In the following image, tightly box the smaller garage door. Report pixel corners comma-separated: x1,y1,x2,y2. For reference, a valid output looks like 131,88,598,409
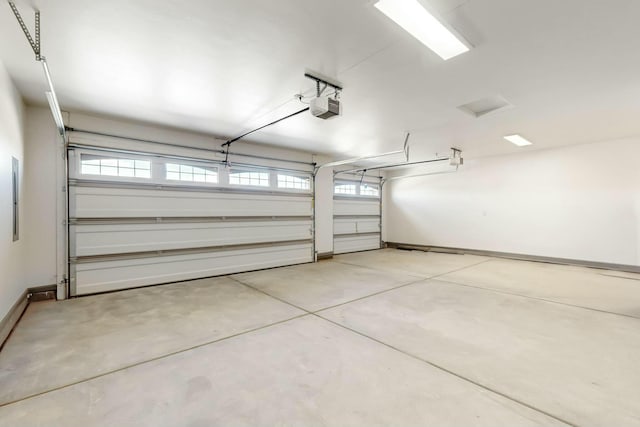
333,178,381,254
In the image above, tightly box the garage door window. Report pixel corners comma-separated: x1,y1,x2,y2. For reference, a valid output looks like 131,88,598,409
81,154,151,179
334,183,356,195
229,169,270,187
360,183,379,197
166,163,218,184
277,174,310,190
334,180,380,198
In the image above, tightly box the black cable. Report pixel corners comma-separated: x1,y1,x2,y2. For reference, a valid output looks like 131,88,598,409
222,107,310,148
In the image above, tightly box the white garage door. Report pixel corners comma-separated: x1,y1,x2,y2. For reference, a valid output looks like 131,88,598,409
67,132,314,296
333,177,382,254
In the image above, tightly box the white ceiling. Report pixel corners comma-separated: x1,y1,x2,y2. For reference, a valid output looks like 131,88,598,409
1,0,640,160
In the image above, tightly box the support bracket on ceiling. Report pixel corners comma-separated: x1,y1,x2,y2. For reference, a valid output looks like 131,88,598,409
449,147,463,166
8,1,40,61
403,132,410,162
304,72,343,97
8,2,65,138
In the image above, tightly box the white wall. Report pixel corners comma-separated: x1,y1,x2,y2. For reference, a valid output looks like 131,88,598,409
22,107,60,289
386,138,640,266
23,108,338,289
314,162,334,255
0,60,26,319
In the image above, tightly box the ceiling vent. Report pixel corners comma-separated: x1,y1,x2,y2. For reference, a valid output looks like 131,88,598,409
457,95,512,118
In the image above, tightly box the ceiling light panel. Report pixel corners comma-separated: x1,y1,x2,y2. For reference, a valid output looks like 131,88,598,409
504,135,533,147
374,0,470,60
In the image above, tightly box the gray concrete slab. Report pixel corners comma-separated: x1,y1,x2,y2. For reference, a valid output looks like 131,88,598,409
232,260,418,311
598,270,640,281
0,316,567,427
439,257,640,317
319,279,640,427
0,277,303,406
333,248,490,278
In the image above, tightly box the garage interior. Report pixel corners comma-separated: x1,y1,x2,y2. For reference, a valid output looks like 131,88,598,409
1,1,639,426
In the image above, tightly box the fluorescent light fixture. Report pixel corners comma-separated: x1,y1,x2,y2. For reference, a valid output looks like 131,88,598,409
504,134,533,147
374,0,470,60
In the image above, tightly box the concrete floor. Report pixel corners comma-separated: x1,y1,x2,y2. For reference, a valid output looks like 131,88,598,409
1,249,639,426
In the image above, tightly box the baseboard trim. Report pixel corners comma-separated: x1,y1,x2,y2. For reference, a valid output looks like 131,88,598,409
0,290,29,351
385,242,640,274
317,252,334,260
0,284,57,351
28,284,57,294
28,284,57,302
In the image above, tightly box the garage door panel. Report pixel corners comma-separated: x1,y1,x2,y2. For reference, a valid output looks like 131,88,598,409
333,217,380,235
356,219,381,234
71,220,312,256
71,186,311,218
333,191,381,254
73,243,312,295
333,198,380,216
334,219,356,235
334,235,381,254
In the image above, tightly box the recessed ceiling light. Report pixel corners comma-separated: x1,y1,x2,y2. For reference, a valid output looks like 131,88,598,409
374,0,470,60
504,134,533,147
